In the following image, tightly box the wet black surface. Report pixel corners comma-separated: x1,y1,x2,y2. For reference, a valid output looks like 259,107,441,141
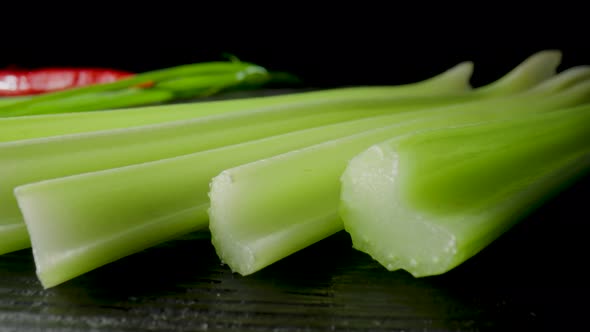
1,171,589,331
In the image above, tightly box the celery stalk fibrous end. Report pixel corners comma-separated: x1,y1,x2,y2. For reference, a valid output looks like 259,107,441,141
208,171,257,276
339,144,460,277
340,107,590,277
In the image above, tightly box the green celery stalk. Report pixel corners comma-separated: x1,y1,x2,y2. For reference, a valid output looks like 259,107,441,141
0,61,475,143
14,76,590,288
340,105,590,277
12,113,464,288
0,65,483,256
0,59,484,255
207,80,590,276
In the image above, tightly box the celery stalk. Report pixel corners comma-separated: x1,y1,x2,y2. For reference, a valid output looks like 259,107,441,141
207,80,590,276
0,63,484,254
340,105,590,277
13,113,472,288
16,77,590,288
9,50,572,286
7,65,556,287
0,92,475,255
0,59,483,254
0,61,475,143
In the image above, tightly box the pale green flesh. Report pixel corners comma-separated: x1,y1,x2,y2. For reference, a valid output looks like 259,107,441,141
340,105,590,277
207,81,590,276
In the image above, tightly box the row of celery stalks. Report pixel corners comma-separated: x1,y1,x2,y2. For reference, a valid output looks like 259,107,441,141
0,51,589,289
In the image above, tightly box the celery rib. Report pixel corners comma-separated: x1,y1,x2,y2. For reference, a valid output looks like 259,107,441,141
0,61,481,256
8,50,574,288
13,114,450,288
0,94,474,254
340,105,590,277
207,80,590,276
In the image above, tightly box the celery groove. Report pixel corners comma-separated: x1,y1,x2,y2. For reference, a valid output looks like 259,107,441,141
340,105,590,277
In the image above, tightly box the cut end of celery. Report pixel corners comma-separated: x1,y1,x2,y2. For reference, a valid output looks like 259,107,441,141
209,161,345,276
340,145,459,277
16,175,211,289
15,184,98,289
208,171,257,276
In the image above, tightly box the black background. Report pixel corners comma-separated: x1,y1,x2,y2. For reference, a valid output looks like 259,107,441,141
1,8,588,89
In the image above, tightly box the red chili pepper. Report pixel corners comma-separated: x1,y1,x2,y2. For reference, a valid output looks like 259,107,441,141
0,67,135,96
